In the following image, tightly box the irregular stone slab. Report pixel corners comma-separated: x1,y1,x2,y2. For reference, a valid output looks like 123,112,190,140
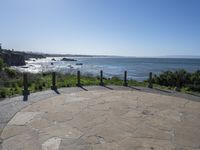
42,137,61,150
8,112,42,125
1,125,31,139
2,132,41,150
39,122,83,140
1,90,200,150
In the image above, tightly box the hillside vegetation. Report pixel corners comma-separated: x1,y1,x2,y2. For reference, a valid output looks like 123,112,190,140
152,70,200,93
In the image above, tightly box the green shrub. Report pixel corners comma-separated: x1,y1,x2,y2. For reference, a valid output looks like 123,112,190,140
16,80,23,87
153,69,192,88
190,70,200,85
5,67,17,78
187,84,200,92
38,85,43,91
0,88,8,98
34,85,39,91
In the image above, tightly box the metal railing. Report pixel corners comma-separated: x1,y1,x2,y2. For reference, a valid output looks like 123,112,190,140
1,70,181,101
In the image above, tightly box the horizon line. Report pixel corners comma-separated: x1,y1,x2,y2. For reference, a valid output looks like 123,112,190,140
1,48,200,59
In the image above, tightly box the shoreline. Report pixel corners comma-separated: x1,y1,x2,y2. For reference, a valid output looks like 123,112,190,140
11,56,200,82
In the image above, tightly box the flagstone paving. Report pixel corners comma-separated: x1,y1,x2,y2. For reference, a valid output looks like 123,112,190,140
0,88,200,150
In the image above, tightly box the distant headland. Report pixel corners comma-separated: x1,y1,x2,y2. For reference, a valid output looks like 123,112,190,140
1,44,200,67
0,44,94,66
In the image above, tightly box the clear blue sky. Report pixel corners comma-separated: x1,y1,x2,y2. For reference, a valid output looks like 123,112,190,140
0,0,200,56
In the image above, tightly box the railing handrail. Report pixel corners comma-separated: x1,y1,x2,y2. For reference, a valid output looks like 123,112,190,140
0,70,158,100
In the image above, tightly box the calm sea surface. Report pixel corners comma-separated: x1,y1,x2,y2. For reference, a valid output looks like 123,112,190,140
13,57,200,81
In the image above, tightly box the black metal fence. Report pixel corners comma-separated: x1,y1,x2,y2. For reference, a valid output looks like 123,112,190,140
19,70,154,100
1,70,182,101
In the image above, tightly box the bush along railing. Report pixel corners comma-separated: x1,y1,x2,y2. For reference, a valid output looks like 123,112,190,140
148,72,181,90
151,69,200,93
0,80,23,98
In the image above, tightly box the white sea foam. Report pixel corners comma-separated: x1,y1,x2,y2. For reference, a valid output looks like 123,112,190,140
12,57,200,81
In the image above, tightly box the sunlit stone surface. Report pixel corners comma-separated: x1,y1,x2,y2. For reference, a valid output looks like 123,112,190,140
1,90,200,150
42,137,61,150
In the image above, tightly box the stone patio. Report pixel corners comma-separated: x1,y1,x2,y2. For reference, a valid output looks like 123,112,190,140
0,89,200,150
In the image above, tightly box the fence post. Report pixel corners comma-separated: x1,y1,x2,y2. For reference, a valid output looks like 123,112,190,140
23,73,29,101
123,71,128,86
148,72,153,88
76,70,81,87
99,70,104,86
51,72,57,90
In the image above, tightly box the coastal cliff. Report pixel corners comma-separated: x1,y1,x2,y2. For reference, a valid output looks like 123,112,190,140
0,49,45,66
0,50,25,66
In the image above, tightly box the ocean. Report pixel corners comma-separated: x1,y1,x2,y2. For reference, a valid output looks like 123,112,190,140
12,57,200,81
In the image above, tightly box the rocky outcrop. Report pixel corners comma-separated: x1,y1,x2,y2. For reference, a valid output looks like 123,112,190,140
61,58,77,61
0,49,46,66
0,50,25,66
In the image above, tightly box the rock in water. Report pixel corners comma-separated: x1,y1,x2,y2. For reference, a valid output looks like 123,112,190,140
76,63,83,65
61,58,77,61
